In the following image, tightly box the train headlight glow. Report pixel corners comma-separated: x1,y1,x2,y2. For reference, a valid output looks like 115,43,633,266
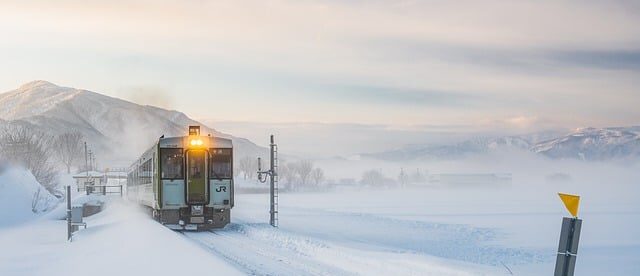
190,139,203,146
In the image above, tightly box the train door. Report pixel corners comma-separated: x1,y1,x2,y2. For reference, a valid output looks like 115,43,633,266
186,149,208,204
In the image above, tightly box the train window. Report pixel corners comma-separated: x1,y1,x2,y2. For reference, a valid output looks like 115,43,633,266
188,151,205,178
161,148,184,179
142,159,152,184
210,148,232,179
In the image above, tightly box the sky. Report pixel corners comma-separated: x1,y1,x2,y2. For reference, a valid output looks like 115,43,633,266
0,0,639,155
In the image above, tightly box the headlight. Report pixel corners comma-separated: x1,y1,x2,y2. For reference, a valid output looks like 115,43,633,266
190,139,203,146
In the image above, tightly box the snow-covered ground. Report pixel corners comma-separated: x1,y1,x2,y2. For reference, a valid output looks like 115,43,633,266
236,187,639,275
184,209,499,275
0,196,499,276
0,168,241,276
1,163,638,275
0,200,243,276
0,167,58,226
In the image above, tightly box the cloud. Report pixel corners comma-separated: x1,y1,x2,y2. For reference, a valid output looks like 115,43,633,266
548,50,640,70
0,0,639,129
319,84,488,107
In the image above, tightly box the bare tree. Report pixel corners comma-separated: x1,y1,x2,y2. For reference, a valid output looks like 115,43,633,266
277,161,294,191
233,159,242,178
0,126,59,195
237,156,253,179
237,156,256,180
293,160,313,188
310,167,325,188
361,169,383,187
398,168,409,188
410,168,426,184
53,132,83,173
361,169,395,187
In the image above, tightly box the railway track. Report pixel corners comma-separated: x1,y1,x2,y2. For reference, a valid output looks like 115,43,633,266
180,223,353,276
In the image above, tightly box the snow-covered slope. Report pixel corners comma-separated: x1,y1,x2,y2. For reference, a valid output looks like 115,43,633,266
0,200,244,276
532,127,640,161
365,136,533,161
365,127,640,161
0,81,265,165
0,166,58,226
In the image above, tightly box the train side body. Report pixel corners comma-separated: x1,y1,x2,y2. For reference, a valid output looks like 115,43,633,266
127,135,234,230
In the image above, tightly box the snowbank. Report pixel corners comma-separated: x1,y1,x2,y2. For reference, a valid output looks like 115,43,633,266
0,166,58,226
0,200,243,276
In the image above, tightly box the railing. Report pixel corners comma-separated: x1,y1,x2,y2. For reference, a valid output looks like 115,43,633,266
79,185,124,196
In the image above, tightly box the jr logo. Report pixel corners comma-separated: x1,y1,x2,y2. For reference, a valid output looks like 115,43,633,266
215,186,227,192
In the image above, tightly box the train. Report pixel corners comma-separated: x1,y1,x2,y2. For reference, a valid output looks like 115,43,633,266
127,126,234,230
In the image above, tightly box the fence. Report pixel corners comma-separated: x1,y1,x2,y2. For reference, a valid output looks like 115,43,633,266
79,185,123,196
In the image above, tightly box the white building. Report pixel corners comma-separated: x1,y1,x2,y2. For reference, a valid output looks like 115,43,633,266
72,168,127,194
72,171,105,192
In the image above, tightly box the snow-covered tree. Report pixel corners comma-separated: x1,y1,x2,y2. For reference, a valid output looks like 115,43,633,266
398,168,409,187
237,156,257,180
53,132,83,173
410,168,427,184
310,167,325,188
0,126,59,196
361,169,396,187
277,161,295,191
293,160,313,188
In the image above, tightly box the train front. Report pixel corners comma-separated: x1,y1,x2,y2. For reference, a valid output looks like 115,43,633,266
158,126,234,230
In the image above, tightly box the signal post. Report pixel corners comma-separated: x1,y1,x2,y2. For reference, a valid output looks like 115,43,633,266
257,135,279,227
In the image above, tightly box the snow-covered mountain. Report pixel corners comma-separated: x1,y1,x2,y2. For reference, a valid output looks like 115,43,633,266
365,127,640,161
532,127,640,161
365,136,533,161
0,81,265,165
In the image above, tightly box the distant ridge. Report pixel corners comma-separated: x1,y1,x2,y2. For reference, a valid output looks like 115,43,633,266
532,127,640,160
364,126,640,161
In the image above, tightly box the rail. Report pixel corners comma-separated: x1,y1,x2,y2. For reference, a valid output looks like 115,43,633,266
78,185,124,196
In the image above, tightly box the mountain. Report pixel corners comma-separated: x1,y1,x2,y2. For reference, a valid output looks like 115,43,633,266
0,81,265,166
364,136,533,161
365,127,640,161
532,127,640,160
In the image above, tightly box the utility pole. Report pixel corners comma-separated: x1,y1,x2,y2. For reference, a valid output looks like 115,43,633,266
88,150,93,171
66,185,71,241
257,135,279,227
84,142,88,173
84,142,90,194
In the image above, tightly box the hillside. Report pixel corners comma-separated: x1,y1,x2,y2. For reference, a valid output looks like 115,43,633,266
0,81,265,166
533,127,640,160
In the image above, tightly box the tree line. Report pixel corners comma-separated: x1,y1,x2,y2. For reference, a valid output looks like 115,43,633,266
359,168,428,188
0,125,86,197
235,156,325,191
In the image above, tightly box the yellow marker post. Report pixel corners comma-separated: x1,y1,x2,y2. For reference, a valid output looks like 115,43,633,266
558,193,580,217
554,193,582,276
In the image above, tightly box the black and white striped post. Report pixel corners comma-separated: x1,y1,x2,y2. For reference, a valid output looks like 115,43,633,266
554,193,582,276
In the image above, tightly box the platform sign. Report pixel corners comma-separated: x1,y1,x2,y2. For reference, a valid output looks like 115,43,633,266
554,193,582,276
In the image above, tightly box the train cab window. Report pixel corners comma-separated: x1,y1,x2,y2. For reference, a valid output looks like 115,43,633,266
188,151,205,178
161,148,184,179
210,148,232,179
187,150,207,203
